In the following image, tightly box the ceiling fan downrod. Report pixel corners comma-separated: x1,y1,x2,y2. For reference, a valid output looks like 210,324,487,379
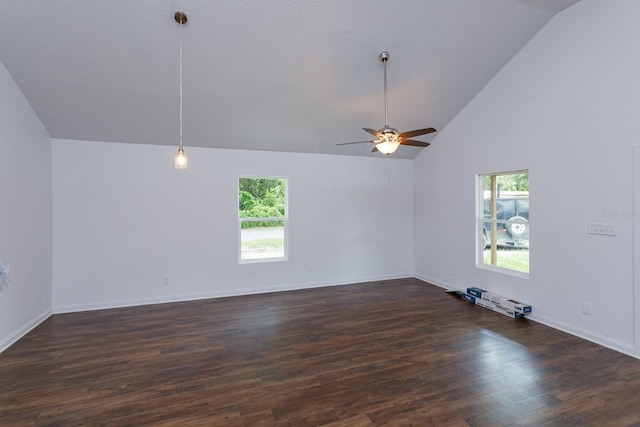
379,51,390,128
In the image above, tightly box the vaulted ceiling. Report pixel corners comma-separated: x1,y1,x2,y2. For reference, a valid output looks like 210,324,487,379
0,0,579,158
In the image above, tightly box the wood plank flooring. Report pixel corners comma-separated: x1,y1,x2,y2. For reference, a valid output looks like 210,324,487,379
2,278,640,426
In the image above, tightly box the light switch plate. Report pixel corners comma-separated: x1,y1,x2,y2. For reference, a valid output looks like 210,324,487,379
587,223,616,236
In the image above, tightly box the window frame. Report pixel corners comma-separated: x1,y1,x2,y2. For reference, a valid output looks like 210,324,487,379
476,170,529,278
238,176,288,264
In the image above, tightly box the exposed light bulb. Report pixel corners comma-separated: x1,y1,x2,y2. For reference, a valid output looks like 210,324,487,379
175,146,188,169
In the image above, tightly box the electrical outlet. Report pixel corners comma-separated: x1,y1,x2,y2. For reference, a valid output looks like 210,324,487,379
162,275,170,286
583,301,592,315
587,223,616,236
452,267,458,277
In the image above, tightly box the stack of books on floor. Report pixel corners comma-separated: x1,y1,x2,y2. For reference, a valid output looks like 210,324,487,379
461,286,532,319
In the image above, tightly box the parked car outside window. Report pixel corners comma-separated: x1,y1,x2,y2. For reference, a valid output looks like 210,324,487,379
483,197,529,248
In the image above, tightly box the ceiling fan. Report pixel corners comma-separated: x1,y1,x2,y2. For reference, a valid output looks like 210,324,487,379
337,51,437,155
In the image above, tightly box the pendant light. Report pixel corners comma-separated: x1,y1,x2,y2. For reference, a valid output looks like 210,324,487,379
174,11,188,169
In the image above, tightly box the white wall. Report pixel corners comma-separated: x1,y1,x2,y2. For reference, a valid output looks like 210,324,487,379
414,0,640,357
52,140,413,312
0,60,52,352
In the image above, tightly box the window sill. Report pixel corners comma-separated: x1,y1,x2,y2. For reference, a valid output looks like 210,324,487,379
239,256,288,265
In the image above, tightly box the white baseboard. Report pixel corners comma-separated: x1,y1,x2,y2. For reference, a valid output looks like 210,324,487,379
412,274,640,360
0,308,52,354
53,273,411,314
413,273,456,290
528,313,638,359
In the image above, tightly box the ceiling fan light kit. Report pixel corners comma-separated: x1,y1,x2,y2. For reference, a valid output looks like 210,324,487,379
337,51,437,156
375,138,400,155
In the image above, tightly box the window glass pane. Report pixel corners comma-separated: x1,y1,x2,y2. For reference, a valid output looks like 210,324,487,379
482,175,491,191
240,220,285,260
483,247,529,273
478,171,529,274
239,178,285,219
482,219,529,248
239,177,287,262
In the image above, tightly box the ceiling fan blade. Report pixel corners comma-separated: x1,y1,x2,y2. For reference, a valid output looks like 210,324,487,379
363,128,384,138
400,139,431,147
398,127,437,139
336,140,375,146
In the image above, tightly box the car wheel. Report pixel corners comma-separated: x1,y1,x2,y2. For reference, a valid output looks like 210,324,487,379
483,230,489,248
506,216,528,237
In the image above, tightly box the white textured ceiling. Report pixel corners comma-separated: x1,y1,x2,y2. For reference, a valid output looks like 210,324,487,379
0,0,579,159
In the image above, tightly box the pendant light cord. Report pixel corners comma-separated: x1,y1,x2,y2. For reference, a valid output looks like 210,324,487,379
179,18,183,149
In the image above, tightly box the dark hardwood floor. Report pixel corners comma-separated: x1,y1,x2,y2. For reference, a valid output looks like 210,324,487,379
2,278,640,426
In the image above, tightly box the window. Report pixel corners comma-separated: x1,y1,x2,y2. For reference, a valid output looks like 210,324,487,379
239,177,287,262
477,171,529,275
